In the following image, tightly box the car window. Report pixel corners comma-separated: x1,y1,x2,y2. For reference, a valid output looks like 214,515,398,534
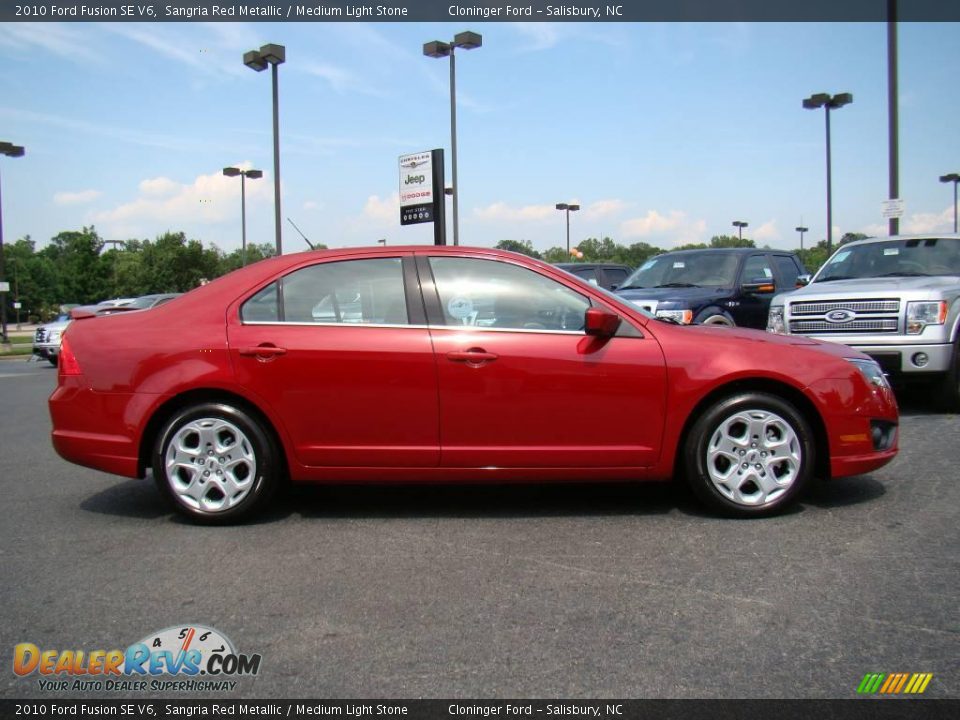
621,253,739,288
570,267,599,285
428,257,590,331
241,258,408,325
604,268,629,287
773,255,801,288
741,255,774,283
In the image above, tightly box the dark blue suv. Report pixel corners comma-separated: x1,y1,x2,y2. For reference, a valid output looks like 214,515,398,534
614,248,808,328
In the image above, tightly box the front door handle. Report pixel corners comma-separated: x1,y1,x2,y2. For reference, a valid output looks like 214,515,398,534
446,348,498,365
239,344,287,359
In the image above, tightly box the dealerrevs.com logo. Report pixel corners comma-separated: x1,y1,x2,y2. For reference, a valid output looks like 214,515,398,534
13,625,262,692
857,672,934,695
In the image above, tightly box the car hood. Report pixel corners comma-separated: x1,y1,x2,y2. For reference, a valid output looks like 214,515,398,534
615,286,730,306
800,275,960,294
40,320,71,332
679,324,869,361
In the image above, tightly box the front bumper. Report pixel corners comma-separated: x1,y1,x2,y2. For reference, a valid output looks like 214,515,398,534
33,343,60,360
842,341,952,375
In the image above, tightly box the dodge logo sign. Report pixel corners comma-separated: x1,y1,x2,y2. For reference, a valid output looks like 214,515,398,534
825,309,856,323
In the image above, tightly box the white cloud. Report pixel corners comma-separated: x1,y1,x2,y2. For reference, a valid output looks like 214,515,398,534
53,189,101,206
752,220,779,242
92,168,271,237
0,23,100,64
362,194,399,225
583,199,627,220
474,202,557,223
619,210,708,247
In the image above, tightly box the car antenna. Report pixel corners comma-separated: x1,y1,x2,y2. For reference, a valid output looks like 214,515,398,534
286,218,315,250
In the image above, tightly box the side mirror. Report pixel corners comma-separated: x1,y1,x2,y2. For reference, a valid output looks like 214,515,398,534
741,280,776,294
795,274,812,287
584,307,621,338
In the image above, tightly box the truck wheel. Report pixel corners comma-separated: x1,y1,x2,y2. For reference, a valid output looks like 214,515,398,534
695,308,736,327
933,342,960,412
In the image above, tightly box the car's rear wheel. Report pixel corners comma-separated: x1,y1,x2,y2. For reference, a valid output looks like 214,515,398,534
152,402,279,524
684,392,814,517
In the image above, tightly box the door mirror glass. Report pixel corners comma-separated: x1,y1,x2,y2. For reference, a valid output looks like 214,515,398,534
795,274,812,287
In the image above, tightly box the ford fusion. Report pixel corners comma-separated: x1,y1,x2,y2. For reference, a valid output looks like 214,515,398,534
49,247,898,524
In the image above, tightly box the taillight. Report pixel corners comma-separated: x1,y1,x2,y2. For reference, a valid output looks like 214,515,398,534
59,336,82,377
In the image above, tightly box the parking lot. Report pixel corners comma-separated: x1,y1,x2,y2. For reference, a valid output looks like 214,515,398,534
0,359,956,699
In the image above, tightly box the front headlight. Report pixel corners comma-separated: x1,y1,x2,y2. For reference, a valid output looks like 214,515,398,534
656,309,693,324
846,358,890,390
906,301,947,334
767,306,786,334
48,331,61,342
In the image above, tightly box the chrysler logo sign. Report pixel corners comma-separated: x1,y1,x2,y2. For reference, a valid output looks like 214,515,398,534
825,309,856,323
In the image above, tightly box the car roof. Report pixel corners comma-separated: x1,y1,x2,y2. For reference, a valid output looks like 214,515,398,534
653,247,788,256
554,262,632,270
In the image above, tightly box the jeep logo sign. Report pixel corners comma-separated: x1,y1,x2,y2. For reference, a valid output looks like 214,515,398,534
825,309,857,323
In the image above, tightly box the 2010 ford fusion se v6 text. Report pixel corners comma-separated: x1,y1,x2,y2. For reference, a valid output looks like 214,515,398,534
49,246,899,524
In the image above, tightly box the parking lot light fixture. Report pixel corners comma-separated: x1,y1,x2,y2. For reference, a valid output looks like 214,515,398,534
423,31,483,246
804,92,853,255
556,202,581,254
244,43,286,256
0,141,26,345
940,173,960,233
732,220,748,241
795,225,809,252
223,167,263,267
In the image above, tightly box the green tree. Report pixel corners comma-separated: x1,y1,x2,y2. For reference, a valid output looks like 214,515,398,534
494,239,542,259
710,234,755,248
38,227,110,304
542,246,571,263
218,243,278,275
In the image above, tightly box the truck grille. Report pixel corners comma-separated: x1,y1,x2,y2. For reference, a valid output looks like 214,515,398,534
34,328,48,343
788,298,900,335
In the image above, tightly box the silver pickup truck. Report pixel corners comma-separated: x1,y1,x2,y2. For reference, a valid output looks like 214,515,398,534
767,234,960,410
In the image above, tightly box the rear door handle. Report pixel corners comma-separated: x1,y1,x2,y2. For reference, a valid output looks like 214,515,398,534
446,348,498,364
239,345,287,358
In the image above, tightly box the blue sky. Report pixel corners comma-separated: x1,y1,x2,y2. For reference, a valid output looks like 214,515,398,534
0,21,958,256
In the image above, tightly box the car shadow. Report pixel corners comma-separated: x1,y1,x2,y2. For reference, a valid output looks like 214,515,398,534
80,473,887,525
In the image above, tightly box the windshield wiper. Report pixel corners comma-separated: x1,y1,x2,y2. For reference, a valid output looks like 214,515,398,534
873,271,930,277
655,315,682,325
617,284,648,290
814,275,857,282
655,282,700,288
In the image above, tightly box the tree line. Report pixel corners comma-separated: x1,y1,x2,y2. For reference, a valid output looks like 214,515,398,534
1,226,865,323
2,228,287,323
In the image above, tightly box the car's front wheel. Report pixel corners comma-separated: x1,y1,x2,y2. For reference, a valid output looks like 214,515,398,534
152,402,280,524
684,392,815,517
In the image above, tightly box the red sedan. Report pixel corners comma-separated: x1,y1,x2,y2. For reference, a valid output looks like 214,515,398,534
49,246,898,523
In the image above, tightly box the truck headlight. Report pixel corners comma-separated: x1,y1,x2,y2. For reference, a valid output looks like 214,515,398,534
846,358,890,390
906,301,947,334
767,306,786,334
48,331,61,342
656,309,693,324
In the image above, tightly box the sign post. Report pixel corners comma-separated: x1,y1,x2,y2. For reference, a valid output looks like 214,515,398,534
399,148,446,245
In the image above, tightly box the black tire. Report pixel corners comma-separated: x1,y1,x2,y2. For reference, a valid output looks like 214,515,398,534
932,341,960,412
683,392,815,517
152,402,280,524
48,356,58,367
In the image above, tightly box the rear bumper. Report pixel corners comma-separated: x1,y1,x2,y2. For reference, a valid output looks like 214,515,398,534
49,383,145,479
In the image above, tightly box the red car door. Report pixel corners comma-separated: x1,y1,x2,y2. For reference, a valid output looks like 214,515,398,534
226,254,439,468
421,255,667,469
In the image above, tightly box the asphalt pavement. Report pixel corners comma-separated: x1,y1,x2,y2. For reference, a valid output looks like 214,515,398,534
0,361,956,699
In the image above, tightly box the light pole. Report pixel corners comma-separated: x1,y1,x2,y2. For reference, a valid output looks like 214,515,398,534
244,43,285,256
803,92,853,255
423,31,482,247
556,203,580,255
732,220,748,241
795,225,809,252
940,173,959,233
223,167,263,267
0,141,25,346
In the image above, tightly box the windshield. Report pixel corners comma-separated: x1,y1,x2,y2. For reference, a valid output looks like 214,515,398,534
815,237,960,282
619,252,740,289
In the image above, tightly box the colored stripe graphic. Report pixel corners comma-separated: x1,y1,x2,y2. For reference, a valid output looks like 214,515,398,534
858,673,933,694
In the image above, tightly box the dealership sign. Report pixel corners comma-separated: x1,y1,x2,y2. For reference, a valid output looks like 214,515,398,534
399,151,435,226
